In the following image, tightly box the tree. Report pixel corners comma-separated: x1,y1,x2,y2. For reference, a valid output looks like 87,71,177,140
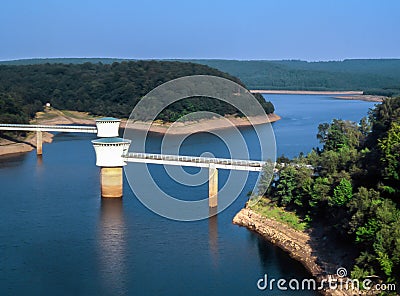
378,122,400,195
331,178,353,206
317,119,362,151
0,61,276,126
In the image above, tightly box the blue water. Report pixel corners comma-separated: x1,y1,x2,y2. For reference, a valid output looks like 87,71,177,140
266,94,377,158
0,95,375,295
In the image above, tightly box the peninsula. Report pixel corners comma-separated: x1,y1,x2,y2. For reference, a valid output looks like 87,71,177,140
0,108,280,156
0,60,277,156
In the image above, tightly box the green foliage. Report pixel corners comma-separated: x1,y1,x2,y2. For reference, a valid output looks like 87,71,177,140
0,61,275,125
378,122,400,182
0,93,29,124
185,59,400,95
256,161,275,196
355,219,379,243
376,251,393,278
309,177,331,208
272,166,297,206
317,119,362,150
3,58,400,95
351,265,373,280
263,98,400,283
268,165,314,209
250,198,308,231
367,97,400,148
331,178,353,206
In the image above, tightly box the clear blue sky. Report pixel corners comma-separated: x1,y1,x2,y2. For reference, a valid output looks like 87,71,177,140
1,0,399,61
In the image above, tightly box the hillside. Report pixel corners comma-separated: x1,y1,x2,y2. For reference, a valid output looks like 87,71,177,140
2,58,399,96
187,59,400,96
0,60,274,124
262,97,400,284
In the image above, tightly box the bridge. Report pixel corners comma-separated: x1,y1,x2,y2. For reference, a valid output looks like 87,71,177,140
123,152,265,171
0,124,98,133
0,123,98,155
123,152,266,208
1,119,269,210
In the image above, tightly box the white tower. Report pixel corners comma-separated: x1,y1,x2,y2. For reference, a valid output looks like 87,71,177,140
95,117,121,138
92,119,131,198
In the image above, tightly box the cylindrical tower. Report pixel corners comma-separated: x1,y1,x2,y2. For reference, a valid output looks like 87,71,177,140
92,137,131,198
95,117,121,138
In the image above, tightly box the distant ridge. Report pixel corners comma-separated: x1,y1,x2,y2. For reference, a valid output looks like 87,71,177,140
1,58,400,95
182,59,400,96
0,58,135,65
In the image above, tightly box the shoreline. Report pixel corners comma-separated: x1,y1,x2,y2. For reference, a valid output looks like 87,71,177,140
251,90,363,95
333,95,384,102
250,90,385,102
122,113,281,135
0,110,281,156
233,208,357,296
0,132,54,156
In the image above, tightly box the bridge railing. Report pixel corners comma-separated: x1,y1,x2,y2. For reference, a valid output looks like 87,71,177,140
0,124,97,133
123,152,266,171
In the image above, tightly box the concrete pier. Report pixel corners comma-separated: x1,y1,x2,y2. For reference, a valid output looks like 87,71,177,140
209,164,218,208
92,137,131,198
36,130,42,155
101,167,123,198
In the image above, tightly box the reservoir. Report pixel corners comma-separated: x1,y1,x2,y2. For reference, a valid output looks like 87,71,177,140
0,95,376,295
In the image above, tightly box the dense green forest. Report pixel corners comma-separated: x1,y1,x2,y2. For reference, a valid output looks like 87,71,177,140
2,58,400,96
188,59,400,96
260,97,400,283
0,60,274,124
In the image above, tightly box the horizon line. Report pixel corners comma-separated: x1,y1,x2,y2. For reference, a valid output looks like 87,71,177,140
1,56,400,63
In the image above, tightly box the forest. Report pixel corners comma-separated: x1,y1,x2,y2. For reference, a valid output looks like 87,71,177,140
188,59,400,96
0,60,274,124
3,58,400,96
260,97,400,284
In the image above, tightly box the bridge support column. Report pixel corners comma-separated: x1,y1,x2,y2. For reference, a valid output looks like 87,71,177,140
209,164,218,208
101,167,123,198
91,134,131,199
36,130,42,155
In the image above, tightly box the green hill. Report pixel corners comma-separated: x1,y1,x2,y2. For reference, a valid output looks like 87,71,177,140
262,97,400,283
186,59,400,96
0,60,274,124
2,58,399,96
0,58,131,65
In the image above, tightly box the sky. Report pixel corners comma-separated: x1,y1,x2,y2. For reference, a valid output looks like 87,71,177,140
1,0,399,61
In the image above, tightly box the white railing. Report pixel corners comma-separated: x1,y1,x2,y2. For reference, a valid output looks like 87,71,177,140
0,124,97,133
123,152,266,171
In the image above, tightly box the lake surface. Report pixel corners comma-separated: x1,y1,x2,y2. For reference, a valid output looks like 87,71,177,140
267,94,377,158
0,95,375,295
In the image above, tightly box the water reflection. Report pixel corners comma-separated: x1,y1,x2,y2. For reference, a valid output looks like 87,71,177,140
0,153,28,168
256,235,275,269
208,207,219,267
97,198,127,295
36,154,43,165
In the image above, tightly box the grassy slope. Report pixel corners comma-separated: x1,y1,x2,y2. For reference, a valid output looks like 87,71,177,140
250,197,308,231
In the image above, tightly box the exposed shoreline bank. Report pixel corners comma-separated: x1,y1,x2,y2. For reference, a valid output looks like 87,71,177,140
233,208,357,296
333,95,384,102
251,90,385,102
251,90,363,95
0,109,280,156
123,113,281,135
0,132,54,156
